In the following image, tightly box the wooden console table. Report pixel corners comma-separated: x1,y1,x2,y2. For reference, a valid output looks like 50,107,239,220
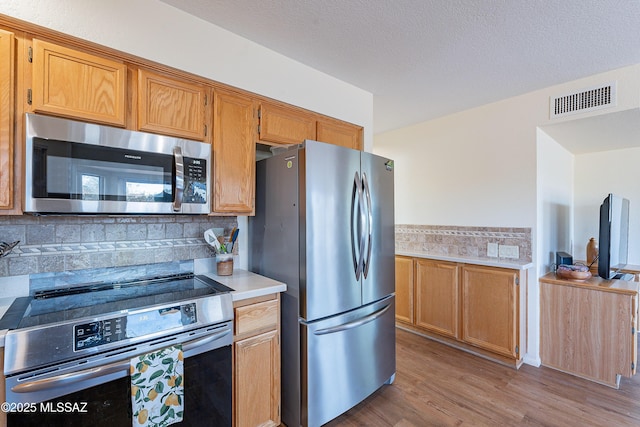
539,271,639,388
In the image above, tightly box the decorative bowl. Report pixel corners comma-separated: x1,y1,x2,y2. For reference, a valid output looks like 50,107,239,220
556,264,592,281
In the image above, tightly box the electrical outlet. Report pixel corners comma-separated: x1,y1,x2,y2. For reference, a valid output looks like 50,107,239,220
487,242,498,257
498,244,519,259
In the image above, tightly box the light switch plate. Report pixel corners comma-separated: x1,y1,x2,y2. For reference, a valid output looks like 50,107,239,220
498,244,519,259
487,242,498,257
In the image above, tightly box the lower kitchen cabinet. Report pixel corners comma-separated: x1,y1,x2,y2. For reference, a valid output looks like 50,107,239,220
416,259,460,339
395,256,414,324
540,272,639,388
395,255,525,367
233,294,281,427
461,265,519,359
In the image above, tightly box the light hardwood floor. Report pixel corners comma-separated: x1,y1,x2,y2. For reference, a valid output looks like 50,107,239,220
326,328,640,426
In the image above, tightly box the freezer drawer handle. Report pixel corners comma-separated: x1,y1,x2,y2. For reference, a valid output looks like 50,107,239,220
313,302,392,336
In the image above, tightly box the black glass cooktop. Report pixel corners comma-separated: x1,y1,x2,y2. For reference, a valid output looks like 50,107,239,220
0,274,233,330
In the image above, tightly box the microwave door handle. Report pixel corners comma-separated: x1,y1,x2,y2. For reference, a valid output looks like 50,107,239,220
173,146,184,212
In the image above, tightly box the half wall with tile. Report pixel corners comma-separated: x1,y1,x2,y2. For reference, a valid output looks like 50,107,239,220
395,224,532,263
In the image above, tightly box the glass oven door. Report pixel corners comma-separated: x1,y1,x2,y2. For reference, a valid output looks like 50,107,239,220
7,346,232,427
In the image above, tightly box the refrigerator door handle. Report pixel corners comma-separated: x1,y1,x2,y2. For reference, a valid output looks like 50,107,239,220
312,301,393,335
362,172,373,279
352,171,366,280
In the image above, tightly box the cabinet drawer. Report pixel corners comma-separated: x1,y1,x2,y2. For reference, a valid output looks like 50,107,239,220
235,299,278,336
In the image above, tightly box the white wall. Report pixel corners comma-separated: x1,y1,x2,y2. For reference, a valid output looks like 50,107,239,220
0,0,374,150
374,96,541,227
574,147,640,264
374,64,640,366
375,91,547,365
533,129,574,366
536,129,575,272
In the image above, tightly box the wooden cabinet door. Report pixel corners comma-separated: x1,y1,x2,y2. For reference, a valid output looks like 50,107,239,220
259,102,315,145
461,265,518,358
138,69,208,140
395,256,414,324
213,90,256,214
540,279,638,386
235,330,280,427
316,119,363,150
415,259,460,338
31,39,126,126
0,29,15,210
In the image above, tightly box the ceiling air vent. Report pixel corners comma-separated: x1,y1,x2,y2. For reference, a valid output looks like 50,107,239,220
550,82,616,119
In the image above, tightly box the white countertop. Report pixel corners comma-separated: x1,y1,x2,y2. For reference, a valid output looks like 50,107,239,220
396,251,534,270
204,269,287,301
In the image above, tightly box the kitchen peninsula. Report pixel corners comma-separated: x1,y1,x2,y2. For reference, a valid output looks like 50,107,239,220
393,224,533,368
395,250,532,368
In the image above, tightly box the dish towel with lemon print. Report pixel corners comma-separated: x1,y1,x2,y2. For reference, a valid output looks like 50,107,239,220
131,344,184,427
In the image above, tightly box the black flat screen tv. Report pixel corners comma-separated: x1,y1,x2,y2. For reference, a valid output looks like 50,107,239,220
598,193,630,279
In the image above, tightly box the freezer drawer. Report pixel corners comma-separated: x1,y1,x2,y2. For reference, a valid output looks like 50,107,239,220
301,295,396,427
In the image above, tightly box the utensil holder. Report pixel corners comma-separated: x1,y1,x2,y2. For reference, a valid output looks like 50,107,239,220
216,253,233,276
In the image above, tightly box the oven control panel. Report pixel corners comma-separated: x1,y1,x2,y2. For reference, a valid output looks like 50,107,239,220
74,303,197,351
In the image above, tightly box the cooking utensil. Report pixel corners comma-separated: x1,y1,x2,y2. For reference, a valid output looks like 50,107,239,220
227,229,239,253
204,229,222,253
228,227,237,243
0,241,19,258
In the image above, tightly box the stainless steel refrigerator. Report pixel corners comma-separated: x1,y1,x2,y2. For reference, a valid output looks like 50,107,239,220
249,140,396,427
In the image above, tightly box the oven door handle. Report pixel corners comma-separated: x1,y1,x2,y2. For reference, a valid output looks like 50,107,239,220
10,328,231,394
182,327,231,356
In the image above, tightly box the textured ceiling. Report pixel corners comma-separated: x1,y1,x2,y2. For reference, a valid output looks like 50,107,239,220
159,0,640,135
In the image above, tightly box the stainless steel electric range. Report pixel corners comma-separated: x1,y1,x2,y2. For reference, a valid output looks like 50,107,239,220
0,272,234,426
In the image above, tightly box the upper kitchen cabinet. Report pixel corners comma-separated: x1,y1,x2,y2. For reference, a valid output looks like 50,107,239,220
316,118,363,150
30,39,127,126
258,102,316,146
137,69,209,141
0,29,15,210
213,89,256,215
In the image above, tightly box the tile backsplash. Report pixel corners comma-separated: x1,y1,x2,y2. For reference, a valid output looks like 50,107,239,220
0,215,236,277
395,224,532,263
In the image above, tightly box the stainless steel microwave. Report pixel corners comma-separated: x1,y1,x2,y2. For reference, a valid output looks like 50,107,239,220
24,113,211,214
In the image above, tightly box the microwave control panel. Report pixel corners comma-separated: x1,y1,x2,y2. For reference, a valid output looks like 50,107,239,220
183,157,207,204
